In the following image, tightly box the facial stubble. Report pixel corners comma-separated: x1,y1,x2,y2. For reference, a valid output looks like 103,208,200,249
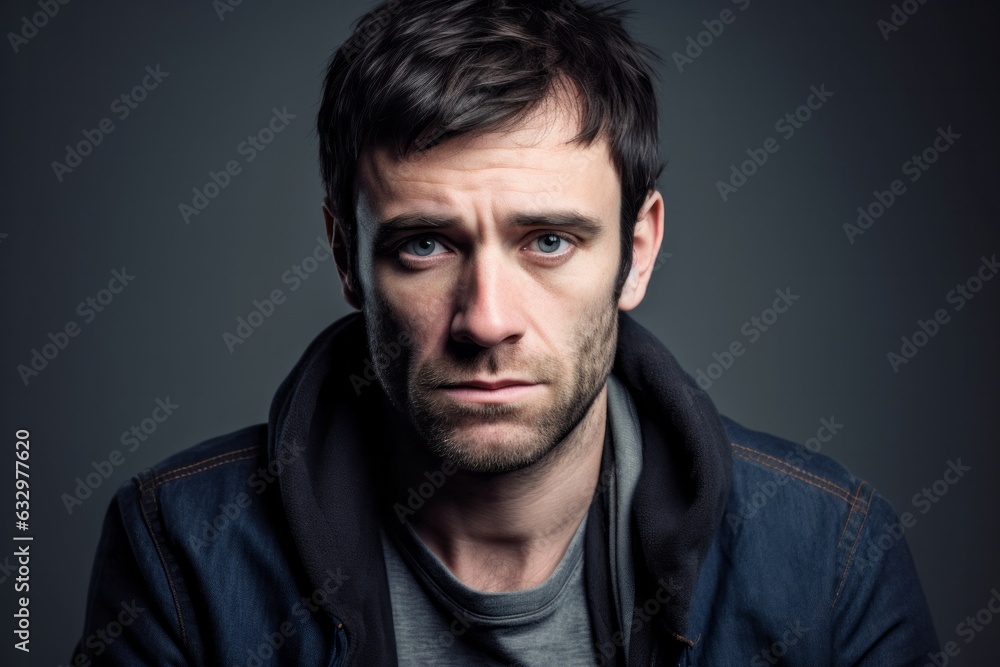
365,289,619,474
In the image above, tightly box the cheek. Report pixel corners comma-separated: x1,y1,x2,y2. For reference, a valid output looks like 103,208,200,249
525,286,612,362
369,267,454,356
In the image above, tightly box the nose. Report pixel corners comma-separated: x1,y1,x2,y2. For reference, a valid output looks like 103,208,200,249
450,251,526,348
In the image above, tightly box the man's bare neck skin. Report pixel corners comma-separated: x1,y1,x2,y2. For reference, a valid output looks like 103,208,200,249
385,385,608,593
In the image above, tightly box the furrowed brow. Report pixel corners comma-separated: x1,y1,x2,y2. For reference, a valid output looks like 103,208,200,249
371,210,606,250
372,213,461,249
508,212,605,237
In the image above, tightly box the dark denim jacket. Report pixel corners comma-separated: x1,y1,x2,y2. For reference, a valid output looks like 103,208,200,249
73,313,938,666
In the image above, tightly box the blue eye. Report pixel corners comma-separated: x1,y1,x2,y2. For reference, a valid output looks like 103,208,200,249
401,236,445,257
534,234,567,254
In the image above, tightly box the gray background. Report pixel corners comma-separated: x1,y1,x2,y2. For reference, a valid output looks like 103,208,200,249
2,0,998,664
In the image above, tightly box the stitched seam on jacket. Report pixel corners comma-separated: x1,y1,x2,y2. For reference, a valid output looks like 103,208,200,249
134,446,263,660
832,484,874,608
731,443,852,498
142,446,258,488
836,482,864,551
141,454,259,490
837,480,865,549
138,481,189,649
731,445,852,503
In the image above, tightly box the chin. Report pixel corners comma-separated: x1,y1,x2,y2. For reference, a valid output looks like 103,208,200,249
429,425,558,474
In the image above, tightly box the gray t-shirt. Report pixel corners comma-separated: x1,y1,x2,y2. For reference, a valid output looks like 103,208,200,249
380,374,643,666
381,510,594,666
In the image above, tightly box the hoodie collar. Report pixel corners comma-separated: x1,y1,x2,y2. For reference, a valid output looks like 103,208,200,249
611,311,732,659
269,311,731,666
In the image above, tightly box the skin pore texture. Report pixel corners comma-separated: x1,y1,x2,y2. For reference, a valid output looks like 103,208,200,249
325,89,664,592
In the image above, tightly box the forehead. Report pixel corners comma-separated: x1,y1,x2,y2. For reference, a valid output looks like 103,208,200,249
356,95,620,223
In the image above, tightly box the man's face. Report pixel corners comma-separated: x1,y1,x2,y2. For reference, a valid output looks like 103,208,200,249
350,98,629,473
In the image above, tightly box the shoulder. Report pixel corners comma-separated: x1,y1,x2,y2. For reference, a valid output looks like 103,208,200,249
102,423,301,603
721,413,865,508
706,415,939,655
89,426,329,656
133,424,269,495
106,424,273,544
717,414,904,601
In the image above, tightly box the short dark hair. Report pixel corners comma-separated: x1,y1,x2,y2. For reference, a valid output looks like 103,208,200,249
317,0,663,299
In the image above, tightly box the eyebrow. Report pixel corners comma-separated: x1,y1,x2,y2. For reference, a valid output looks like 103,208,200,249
372,211,605,249
509,212,604,237
372,214,457,250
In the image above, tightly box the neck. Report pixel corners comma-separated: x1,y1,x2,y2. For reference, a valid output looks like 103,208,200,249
384,385,608,592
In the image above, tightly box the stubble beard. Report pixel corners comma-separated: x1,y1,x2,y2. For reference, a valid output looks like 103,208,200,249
365,292,619,474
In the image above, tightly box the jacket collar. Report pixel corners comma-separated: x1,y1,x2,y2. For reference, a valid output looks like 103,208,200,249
268,311,731,666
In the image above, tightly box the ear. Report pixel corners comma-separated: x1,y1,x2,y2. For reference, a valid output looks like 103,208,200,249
617,190,665,312
323,197,363,311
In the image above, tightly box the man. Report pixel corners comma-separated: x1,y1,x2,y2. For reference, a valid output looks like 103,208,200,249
74,0,938,665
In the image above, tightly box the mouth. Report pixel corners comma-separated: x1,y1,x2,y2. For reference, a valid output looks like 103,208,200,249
438,379,541,404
